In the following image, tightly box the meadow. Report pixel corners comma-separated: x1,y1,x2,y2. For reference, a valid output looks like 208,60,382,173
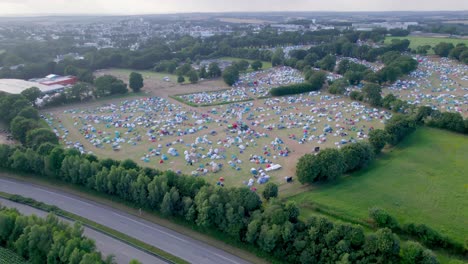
384,36,468,51
219,57,273,70
288,127,468,244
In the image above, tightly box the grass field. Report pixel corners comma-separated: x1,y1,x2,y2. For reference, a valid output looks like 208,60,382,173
385,36,468,52
96,68,190,84
219,57,273,70
289,127,468,244
0,247,28,264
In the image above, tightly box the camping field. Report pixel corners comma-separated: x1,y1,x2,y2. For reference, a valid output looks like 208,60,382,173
384,36,468,51
288,127,468,244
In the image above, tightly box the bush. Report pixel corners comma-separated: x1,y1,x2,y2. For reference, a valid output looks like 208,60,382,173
369,207,400,230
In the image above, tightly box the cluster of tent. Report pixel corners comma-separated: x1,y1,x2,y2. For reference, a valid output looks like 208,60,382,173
388,56,467,116
177,66,304,105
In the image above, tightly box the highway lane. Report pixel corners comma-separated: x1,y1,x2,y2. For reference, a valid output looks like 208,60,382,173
0,177,251,264
0,198,166,264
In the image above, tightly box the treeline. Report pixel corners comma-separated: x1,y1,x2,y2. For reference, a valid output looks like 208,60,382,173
0,143,441,263
269,71,326,96
0,93,438,264
369,208,467,256
0,207,113,264
433,42,468,64
0,92,58,147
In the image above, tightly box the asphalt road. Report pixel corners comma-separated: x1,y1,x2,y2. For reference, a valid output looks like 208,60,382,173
0,198,165,264
0,177,251,264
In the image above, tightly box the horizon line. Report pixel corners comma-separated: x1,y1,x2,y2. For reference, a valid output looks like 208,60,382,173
0,10,467,18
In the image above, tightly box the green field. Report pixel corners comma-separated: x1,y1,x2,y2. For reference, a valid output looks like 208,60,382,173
0,247,28,264
219,57,273,70
385,36,468,52
289,127,468,244
98,68,190,84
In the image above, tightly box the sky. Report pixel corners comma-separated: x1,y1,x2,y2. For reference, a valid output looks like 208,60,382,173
0,0,467,15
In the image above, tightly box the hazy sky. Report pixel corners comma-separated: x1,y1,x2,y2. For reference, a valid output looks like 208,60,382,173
0,0,466,15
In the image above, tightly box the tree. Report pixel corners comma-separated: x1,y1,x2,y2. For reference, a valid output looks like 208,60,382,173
234,60,250,72
129,72,144,93
94,75,127,97
362,83,382,106
222,66,240,86
415,45,431,55
262,183,278,200
328,79,348,94
317,55,336,71
188,70,199,84
207,63,222,78
251,60,263,71
177,75,185,84
271,48,285,66
369,207,399,230
368,129,389,154
199,66,207,79
341,142,374,172
17,106,39,120
26,128,58,149
10,116,39,144
433,42,455,57
21,87,42,105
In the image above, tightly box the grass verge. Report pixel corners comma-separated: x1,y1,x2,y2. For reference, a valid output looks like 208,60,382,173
0,191,187,264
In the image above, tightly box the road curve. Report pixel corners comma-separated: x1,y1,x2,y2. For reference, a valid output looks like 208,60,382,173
0,177,251,264
0,198,166,264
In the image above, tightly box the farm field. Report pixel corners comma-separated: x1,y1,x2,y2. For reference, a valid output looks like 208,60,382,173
0,247,28,264
384,36,468,51
288,127,468,244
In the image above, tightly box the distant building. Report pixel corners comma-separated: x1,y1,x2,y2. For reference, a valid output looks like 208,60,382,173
0,79,61,94
352,22,418,31
31,74,78,87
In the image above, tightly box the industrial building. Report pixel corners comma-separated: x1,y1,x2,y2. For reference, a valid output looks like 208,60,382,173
0,75,77,95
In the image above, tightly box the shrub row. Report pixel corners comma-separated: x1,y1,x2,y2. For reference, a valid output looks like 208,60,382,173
269,82,319,96
369,208,467,256
296,142,375,184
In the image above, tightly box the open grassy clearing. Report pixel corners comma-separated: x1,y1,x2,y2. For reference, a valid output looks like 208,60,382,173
0,247,28,264
288,127,468,244
385,36,468,51
219,57,273,70
96,68,190,84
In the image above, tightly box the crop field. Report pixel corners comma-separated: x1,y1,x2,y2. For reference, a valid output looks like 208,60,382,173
288,127,468,244
0,247,28,264
385,36,468,51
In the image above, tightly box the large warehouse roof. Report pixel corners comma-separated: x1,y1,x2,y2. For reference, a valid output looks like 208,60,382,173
0,79,63,94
